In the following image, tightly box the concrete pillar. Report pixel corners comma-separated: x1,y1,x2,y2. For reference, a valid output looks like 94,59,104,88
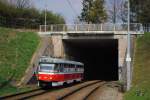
51,34,64,58
115,35,128,81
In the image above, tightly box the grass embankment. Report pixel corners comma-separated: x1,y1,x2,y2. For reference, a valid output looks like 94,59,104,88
0,27,40,96
124,32,150,100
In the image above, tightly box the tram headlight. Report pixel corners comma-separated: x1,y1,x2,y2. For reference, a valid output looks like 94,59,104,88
38,76,41,79
49,77,52,79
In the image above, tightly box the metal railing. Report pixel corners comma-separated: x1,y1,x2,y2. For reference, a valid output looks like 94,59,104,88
39,23,143,33
142,23,150,32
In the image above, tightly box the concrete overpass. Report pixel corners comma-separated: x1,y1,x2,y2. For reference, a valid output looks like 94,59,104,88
38,23,143,81
39,23,143,80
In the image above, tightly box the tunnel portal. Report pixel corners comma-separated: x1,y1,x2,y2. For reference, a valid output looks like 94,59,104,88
63,39,118,81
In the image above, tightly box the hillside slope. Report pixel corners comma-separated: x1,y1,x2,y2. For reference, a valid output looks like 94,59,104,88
0,27,40,95
124,32,150,100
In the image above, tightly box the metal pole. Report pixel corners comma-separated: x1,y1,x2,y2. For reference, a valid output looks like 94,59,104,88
113,0,116,31
113,0,116,24
126,0,131,91
45,1,47,32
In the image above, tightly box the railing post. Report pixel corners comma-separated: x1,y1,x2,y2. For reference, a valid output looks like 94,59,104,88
88,24,90,31
75,24,78,31
113,24,116,31
92,24,95,31
51,25,53,32
39,25,41,32
100,24,103,31
63,25,66,31
140,24,144,33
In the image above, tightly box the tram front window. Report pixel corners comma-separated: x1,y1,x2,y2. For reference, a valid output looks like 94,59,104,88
39,64,54,73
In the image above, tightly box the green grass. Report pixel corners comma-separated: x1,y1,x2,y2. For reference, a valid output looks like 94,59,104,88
0,27,40,96
124,32,150,100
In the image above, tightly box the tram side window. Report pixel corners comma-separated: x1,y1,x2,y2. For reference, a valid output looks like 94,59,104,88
68,64,71,72
67,64,70,72
71,64,73,72
79,65,81,72
73,64,76,72
66,64,68,72
64,64,67,72
75,65,77,72
81,65,84,72
54,64,59,72
76,65,79,72
71,64,74,72
77,65,83,72
70,64,72,72
60,64,64,72
72,64,75,72
69,64,71,72
80,65,84,72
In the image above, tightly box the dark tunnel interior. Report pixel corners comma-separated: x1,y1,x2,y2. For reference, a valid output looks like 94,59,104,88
63,39,118,81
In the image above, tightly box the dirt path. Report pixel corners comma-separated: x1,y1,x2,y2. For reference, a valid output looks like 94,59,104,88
18,37,53,86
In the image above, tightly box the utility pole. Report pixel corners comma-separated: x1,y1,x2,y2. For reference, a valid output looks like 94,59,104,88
45,1,47,32
126,0,131,91
113,0,116,24
113,0,116,31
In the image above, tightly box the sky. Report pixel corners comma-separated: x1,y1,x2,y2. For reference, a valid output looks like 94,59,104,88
31,0,118,24
32,0,83,24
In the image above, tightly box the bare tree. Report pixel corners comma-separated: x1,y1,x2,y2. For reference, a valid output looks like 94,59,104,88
16,0,31,8
5,0,32,8
107,0,127,23
118,0,128,23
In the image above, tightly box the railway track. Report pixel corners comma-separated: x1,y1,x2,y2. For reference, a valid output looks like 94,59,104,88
0,88,49,100
0,85,68,100
58,81,106,100
0,81,105,100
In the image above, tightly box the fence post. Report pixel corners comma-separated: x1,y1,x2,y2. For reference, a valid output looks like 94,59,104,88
87,24,89,31
113,24,116,31
100,24,103,31
93,24,95,31
39,25,41,32
63,25,65,31
51,25,53,32
75,24,78,31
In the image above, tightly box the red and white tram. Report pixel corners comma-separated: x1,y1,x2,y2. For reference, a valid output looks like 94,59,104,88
36,56,84,87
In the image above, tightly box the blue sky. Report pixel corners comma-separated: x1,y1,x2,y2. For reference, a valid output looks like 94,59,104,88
31,0,117,24
32,0,83,24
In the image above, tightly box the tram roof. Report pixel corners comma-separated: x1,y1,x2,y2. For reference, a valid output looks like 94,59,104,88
39,56,84,66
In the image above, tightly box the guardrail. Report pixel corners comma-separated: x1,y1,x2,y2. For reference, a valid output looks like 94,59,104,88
142,23,150,32
39,23,143,33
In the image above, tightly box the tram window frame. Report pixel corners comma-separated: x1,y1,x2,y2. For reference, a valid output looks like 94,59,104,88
60,64,64,72
72,64,75,72
78,65,80,72
54,64,59,72
71,64,74,72
69,64,72,72
64,64,67,72
68,64,70,72
75,65,77,72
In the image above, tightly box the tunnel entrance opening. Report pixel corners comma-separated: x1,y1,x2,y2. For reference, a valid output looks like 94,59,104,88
63,39,118,81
